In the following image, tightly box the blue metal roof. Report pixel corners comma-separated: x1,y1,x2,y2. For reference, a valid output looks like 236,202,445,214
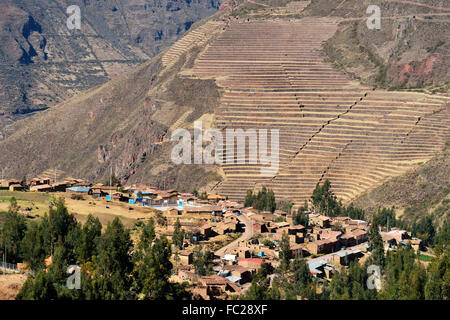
66,186,90,192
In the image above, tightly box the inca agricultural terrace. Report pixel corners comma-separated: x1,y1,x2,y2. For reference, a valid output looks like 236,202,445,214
166,17,449,207
162,15,450,208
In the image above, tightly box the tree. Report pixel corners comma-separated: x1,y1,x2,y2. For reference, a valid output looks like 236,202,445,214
94,217,133,299
311,180,341,217
244,187,276,212
293,204,309,227
76,214,102,262
21,176,27,188
368,216,385,267
290,258,314,299
16,270,57,300
97,217,132,276
2,197,27,263
173,218,185,250
42,197,79,256
136,236,174,299
279,231,291,274
436,215,450,246
192,246,213,276
244,190,255,208
48,240,69,284
245,263,272,300
412,215,436,246
20,221,46,271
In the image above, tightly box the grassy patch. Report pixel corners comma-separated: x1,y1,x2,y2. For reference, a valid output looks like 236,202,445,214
418,254,435,262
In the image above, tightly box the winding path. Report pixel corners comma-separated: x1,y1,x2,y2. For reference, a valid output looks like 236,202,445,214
215,213,254,258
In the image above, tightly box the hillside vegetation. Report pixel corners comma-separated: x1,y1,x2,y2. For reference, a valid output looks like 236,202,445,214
0,0,220,130
304,0,450,90
353,146,450,225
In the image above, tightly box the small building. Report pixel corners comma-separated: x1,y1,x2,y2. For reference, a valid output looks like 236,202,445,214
200,223,215,238
309,214,331,228
9,184,24,191
30,184,53,192
178,251,193,265
237,258,270,273
223,265,252,284
306,238,340,255
332,249,363,267
66,186,91,194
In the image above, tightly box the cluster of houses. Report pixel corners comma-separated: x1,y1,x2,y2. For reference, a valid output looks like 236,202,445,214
2,176,425,299
170,202,425,299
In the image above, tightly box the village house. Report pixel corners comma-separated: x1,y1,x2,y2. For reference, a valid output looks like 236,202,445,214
112,192,130,202
66,186,91,194
207,194,225,203
51,182,69,192
290,244,309,258
200,223,216,238
0,179,22,189
29,177,51,187
9,184,24,191
223,265,252,284
319,230,342,241
309,214,331,228
237,258,271,273
197,275,241,299
178,251,193,265
306,238,340,255
332,249,364,267
253,222,268,233
183,205,222,215
231,246,251,259
30,184,53,192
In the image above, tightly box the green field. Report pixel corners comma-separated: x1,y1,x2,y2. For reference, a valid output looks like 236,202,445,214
0,191,49,202
418,254,436,262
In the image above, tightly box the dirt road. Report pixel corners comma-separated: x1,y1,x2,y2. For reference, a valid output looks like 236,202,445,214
215,213,254,258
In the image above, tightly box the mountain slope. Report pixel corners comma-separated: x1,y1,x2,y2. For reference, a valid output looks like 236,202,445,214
353,147,449,224
0,0,220,129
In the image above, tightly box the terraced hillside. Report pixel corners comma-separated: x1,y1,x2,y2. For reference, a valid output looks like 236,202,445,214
182,16,449,206
0,1,448,207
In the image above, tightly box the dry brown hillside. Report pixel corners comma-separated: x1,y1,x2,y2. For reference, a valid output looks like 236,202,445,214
0,0,220,130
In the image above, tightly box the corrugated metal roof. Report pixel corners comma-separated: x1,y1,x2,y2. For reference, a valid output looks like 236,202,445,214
66,186,90,192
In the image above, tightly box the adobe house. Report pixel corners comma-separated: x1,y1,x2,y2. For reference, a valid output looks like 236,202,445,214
9,184,24,191
288,224,306,236
309,214,331,228
253,222,268,233
166,207,182,216
29,177,51,187
112,192,130,202
178,251,193,265
1,179,21,189
232,246,251,259
237,258,272,273
332,249,363,267
306,239,340,255
30,184,53,192
223,265,252,284
339,233,357,247
200,223,215,238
